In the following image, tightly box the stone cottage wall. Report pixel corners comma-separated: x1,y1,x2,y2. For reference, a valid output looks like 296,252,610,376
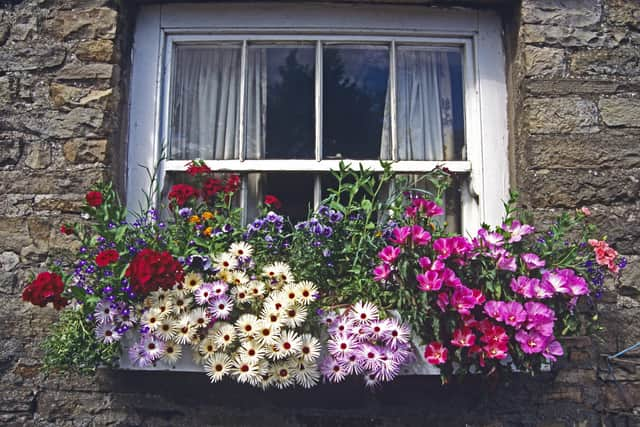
0,0,638,425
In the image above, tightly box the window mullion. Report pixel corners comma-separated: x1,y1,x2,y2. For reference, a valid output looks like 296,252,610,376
315,40,323,162
390,40,398,161
238,40,248,162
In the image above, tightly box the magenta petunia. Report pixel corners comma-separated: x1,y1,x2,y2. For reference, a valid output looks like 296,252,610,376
542,338,564,362
498,301,527,328
484,300,504,322
411,225,431,246
521,253,546,270
378,245,401,264
451,327,476,348
418,256,432,270
515,330,546,354
436,292,449,312
451,286,478,315
424,342,448,365
416,271,443,292
503,220,535,243
483,341,509,360
373,264,391,282
390,226,411,245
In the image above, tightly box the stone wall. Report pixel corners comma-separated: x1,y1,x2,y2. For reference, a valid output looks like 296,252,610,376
0,0,638,425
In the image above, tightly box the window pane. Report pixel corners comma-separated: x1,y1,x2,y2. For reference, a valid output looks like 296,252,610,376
246,173,315,224
396,48,465,161
323,45,390,160
169,44,242,160
246,45,315,160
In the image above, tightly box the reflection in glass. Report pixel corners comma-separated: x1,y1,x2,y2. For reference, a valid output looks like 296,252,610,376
396,48,465,161
323,45,390,160
169,44,242,160
246,173,315,224
247,45,315,160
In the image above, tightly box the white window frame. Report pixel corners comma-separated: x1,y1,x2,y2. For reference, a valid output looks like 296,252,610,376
126,2,509,235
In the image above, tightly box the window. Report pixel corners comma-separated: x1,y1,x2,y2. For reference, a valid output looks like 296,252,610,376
126,3,509,235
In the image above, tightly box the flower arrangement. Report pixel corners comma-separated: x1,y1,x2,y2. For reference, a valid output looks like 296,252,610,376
22,161,625,386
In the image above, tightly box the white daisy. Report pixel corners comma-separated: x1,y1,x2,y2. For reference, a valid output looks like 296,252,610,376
155,300,174,318
255,320,280,346
294,360,320,388
209,295,234,320
262,291,288,313
148,289,169,306
231,356,263,386
172,295,193,313
229,270,249,287
193,283,215,305
190,307,211,329
282,283,300,304
143,335,165,360
174,315,194,344
172,281,188,297
94,300,115,325
238,340,266,362
229,241,254,259
205,353,232,383
260,307,284,329
184,272,203,292
247,280,265,298
351,301,379,324
232,285,251,305
299,334,321,362
214,252,237,271
235,314,259,338
212,323,236,349
155,318,178,341
210,280,228,297
283,303,308,328
319,311,338,328
265,343,286,361
273,262,293,284
271,360,296,389
297,281,318,305
161,342,182,364
141,307,163,332
95,321,121,344
198,336,219,359
277,330,302,358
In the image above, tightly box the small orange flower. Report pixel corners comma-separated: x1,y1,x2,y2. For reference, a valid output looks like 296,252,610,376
201,211,214,221
188,215,200,224
203,226,213,237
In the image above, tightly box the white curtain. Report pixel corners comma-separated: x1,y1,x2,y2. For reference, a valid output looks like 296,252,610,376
171,46,248,160
381,50,454,161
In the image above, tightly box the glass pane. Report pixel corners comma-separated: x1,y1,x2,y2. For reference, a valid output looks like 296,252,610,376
246,45,315,160
396,48,465,161
323,45,390,160
246,173,315,224
169,44,242,160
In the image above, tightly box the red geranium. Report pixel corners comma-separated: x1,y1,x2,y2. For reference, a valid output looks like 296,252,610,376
22,271,67,310
86,191,103,207
125,248,184,296
202,177,223,199
264,194,282,210
60,225,74,235
167,184,198,207
186,160,212,176
224,175,241,193
95,249,119,267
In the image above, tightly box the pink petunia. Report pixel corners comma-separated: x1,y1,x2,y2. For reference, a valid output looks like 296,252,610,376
524,302,556,337
542,338,564,362
451,286,478,315
477,228,505,249
480,324,509,345
378,246,401,264
416,271,443,292
515,330,546,354
483,341,509,360
390,226,412,245
373,264,391,282
424,342,448,365
451,327,476,348
542,270,568,295
436,292,449,312
496,252,517,272
529,278,555,299
498,301,527,328
472,289,486,305
441,268,463,288
521,253,546,270
484,300,504,322
412,198,445,217
503,220,535,243
418,256,432,270
411,225,431,246
558,269,589,296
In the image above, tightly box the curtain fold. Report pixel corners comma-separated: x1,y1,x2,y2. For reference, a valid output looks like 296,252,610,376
170,46,243,160
381,50,454,161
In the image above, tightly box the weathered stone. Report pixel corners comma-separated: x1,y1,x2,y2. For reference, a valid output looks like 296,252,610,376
554,369,597,384
0,218,31,254
50,83,112,108
617,255,640,297
20,108,104,139
605,0,640,29
522,24,605,47
10,16,38,42
0,23,9,46
523,45,565,77
0,44,66,72
0,252,19,272
571,47,640,77
0,169,107,195
542,385,583,403
523,169,640,208
0,138,22,166
0,194,34,217
522,0,602,27
523,97,599,134
55,63,114,81
0,75,13,104
0,271,17,295
33,194,85,213
75,39,114,63
63,138,108,163
0,386,35,413
598,96,640,127
24,143,52,170
525,79,621,96
602,383,640,411
47,7,117,40
523,133,640,170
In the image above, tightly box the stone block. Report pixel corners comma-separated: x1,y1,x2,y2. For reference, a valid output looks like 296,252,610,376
522,24,605,47
50,83,112,108
617,255,640,298
570,47,640,78
605,0,640,28
542,385,583,403
522,0,602,27
47,7,117,40
602,383,640,411
75,39,114,63
0,194,34,217
523,97,599,134
599,96,640,127
20,108,104,139
24,143,52,170
523,45,565,77
56,63,114,81
63,138,108,163
0,252,19,272
33,195,85,213
0,169,107,195
525,79,621,96
0,218,32,253
0,75,14,104
0,44,66,72
522,132,640,170
0,137,22,167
